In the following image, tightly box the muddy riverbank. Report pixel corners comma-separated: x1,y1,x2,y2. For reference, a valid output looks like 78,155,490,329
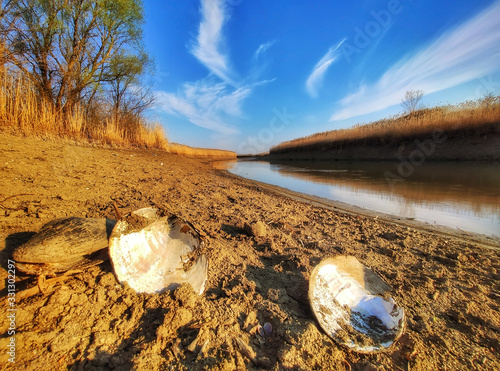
1,133,499,370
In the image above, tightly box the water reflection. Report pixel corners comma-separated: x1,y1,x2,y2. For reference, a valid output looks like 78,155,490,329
212,159,500,237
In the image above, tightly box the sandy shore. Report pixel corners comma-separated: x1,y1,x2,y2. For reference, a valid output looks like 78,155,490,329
0,133,499,370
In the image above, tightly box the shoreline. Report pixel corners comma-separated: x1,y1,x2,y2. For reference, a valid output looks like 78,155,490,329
218,169,500,251
1,133,499,370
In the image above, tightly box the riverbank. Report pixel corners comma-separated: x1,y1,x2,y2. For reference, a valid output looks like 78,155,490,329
1,133,499,370
269,97,500,162
264,130,500,161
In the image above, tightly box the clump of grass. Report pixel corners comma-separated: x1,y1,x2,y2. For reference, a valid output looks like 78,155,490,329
271,97,500,154
0,66,168,149
168,143,236,159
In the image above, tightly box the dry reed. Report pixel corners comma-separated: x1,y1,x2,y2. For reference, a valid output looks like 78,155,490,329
0,66,169,149
271,97,500,154
168,143,236,159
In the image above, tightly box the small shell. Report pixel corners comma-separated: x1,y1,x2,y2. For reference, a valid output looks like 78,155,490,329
263,322,272,336
309,256,405,353
109,207,208,294
257,325,265,337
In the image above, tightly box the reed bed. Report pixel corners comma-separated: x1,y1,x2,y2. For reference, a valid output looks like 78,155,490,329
271,97,500,154
0,66,169,149
168,143,236,159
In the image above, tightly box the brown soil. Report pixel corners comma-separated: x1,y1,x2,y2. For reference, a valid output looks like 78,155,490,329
1,133,499,370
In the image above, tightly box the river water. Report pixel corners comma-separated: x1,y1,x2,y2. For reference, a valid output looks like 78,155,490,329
212,159,500,237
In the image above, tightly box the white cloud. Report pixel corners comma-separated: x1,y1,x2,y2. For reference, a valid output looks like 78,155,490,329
306,39,346,98
254,41,275,60
154,79,251,135
156,0,276,141
190,0,235,84
330,1,500,121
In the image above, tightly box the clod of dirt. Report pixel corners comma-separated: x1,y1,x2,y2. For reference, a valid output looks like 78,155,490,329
173,283,198,308
244,221,267,237
99,272,117,287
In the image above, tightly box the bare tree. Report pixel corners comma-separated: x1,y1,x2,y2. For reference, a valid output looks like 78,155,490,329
402,89,424,114
1,0,146,111
104,51,155,123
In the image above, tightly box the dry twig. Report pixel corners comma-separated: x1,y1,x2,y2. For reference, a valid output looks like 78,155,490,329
0,193,35,210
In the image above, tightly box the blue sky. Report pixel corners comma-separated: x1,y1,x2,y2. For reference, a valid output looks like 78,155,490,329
142,0,500,153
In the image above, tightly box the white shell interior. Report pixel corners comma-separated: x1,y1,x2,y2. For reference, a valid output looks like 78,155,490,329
109,208,207,295
309,256,405,352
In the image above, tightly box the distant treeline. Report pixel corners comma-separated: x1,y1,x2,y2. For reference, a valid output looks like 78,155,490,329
270,96,500,155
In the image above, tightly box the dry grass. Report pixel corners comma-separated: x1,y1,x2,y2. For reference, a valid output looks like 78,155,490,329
168,143,236,159
271,97,500,154
0,66,168,149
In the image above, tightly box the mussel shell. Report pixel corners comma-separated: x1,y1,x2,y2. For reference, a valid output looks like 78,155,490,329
309,256,405,353
13,217,116,274
109,207,208,294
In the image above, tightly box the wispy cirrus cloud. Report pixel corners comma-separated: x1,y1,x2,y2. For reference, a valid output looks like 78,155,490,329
254,41,276,60
156,0,274,140
306,39,346,98
190,0,236,84
330,1,500,121
155,79,251,135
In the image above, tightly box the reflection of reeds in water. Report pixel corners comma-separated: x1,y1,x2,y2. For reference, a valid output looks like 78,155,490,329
210,159,239,169
273,162,500,215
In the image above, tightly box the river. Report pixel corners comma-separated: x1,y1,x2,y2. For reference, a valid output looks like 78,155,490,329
212,159,500,237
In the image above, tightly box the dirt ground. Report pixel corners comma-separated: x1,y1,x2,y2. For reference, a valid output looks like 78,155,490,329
0,133,499,370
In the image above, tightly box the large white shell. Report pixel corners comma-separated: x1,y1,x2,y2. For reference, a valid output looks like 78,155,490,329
109,207,207,294
309,256,405,353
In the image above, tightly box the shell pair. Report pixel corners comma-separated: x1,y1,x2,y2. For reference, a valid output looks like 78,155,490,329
13,207,208,295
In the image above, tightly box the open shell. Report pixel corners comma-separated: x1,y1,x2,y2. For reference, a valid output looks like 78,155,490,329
309,256,405,353
109,207,207,294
